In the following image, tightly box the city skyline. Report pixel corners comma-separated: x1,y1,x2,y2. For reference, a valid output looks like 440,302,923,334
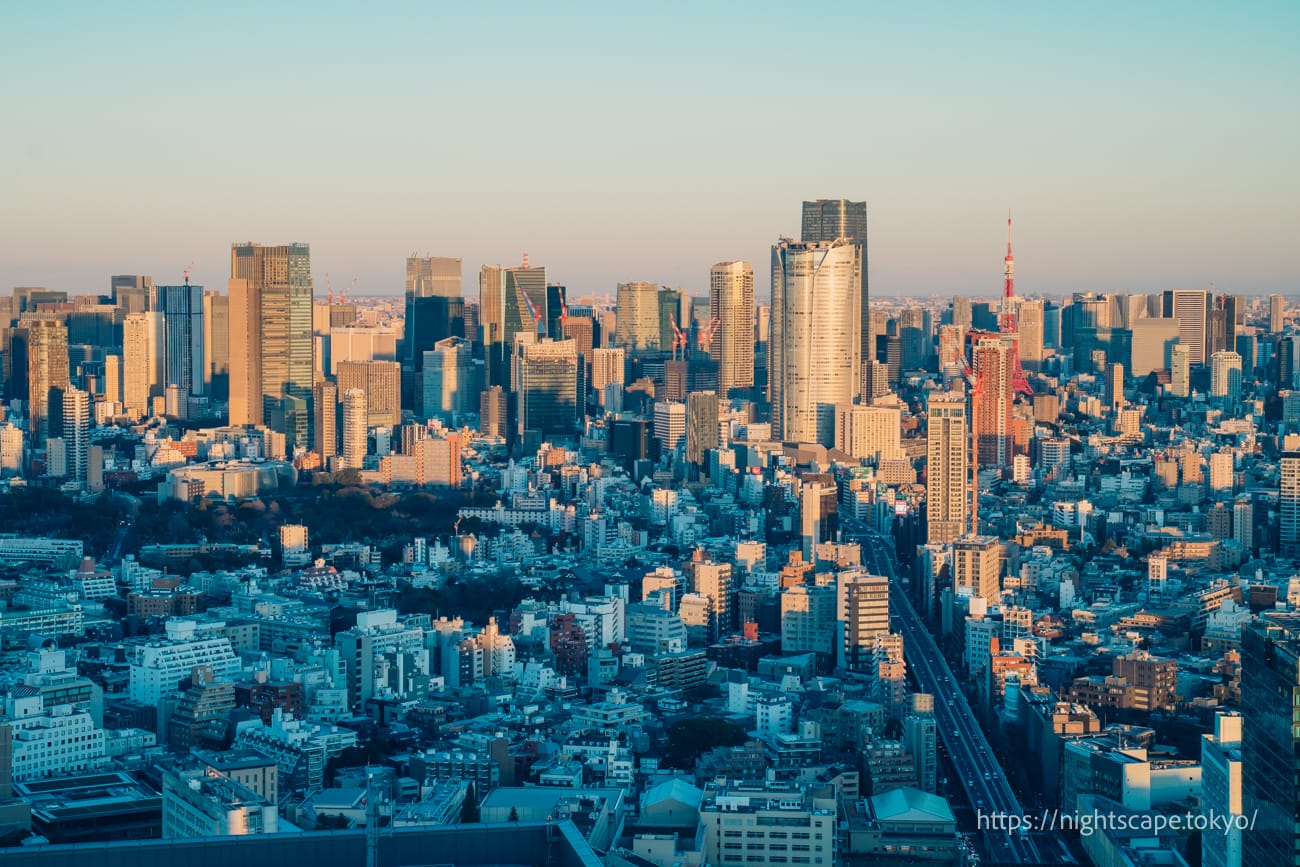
2,3,1296,297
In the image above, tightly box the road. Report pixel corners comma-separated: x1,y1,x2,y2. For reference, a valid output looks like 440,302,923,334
107,492,140,563
852,529,1045,866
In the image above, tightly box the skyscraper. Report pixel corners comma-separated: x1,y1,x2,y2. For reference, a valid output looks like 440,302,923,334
1200,711,1243,867
1161,289,1211,365
771,239,862,445
60,386,90,483
158,283,205,398
1210,350,1243,408
1281,451,1300,557
203,291,230,400
709,261,755,398
312,380,338,461
341,388,368,469
111,275,153,314
614,282,661,352
20,319,70,445
513,337,578,438
685,390,719,466
1241,614,1300,867
971,334,1015,470
421,336,482,421
926,391,969,544
403,256,465,410
337,360,401,428
228,243,314,449
802,199,869,381
1270,294,1285,333
480,260,546,389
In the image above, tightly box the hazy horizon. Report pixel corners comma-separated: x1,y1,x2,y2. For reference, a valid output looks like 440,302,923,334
3,2,1296,300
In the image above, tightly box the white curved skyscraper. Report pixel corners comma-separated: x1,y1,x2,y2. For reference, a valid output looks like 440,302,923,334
771,239,862,445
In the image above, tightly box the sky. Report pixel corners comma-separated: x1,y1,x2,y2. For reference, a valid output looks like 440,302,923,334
1,1,1297,302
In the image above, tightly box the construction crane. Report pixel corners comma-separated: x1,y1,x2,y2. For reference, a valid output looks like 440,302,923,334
695,315,721,352
339,277,356,305
182,261,195,286
325,272,333,305
520,287,545,335
669,315,689,360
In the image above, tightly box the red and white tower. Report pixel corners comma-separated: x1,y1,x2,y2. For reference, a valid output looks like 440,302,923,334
999,211,1033,396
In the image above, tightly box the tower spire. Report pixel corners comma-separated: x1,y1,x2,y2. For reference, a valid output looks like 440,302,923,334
1003,210,1015,300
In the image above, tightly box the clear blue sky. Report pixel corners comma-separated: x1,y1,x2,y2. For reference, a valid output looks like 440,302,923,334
2,1,1296,300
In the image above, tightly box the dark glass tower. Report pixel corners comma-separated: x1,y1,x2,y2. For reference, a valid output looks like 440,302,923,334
1241,612,1300,867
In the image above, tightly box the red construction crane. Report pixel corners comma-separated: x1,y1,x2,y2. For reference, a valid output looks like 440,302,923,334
696,315,721,351
325,272,333,305
339,277,356,305
669,315,688,360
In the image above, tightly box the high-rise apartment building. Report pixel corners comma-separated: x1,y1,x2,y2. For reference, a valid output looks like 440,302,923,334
972,334,1015,469
480,386,508,440
802,199,869,381
589,347,625,409
835,403,902,462
341,388,368,469
60,387,90,483
685,391,719,466
513,337,578,438
837,569,890,671
953,535,1001,602
926,391,969,544
1104,362,1124,411
1210,350,1243,407
480,261,546,389
228,243,314,449
654,400,686,454
1170,343,1192,397
771,239,862,445
708,261,755,398
1281,452,1300,556
614,282,661,352
19,319,70,445
158,283,205,398
312,380,338,461
1242,614,1300,867
1270,294,1285,333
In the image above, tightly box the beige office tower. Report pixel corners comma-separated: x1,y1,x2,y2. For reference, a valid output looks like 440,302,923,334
1017,298,1044,371
406,256,462,299
337,360,401,428
835,403,902,462
709,261,755,398
18,319,69,445
926,391,969,544
228,243,314,448
614,282,661,351
590,347,625,407
103,354,122,405
203,291,230,398
953,535,1002,602
313,380,338,460
837,569,890,672
686,391,719,465
122,314,155,419
771,239,862,445
341,388,368,469
1271,294,1285,333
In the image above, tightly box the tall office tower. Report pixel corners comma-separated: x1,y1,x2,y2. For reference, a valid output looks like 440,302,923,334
1017,299,1045,371
20,319,70,445
480,260,546,389
1270,294,1285,333
950,296,972,332
337,360,401,428
1211,351,1243,408
1161,289,1211,364
1282,452,1300,556
403,257,465,410
926,391,969,544
771,239,862,445
479,386,508,440
802,199,869,378
834,403,902,462
1170,343,1191,397
656,287,684,352
1200,711,1243,867
228,243,314,449
203,291,230,400
340,388,368,469
406,255,461,299
421,336,482,421
513,337,578,438
837,569,890,672
971,334,1014,469
953,535,1002,601
562,308,595,357
589,348,625,408
157,283,205,398
709,261,755,398
686,391,719,466
544,284,567,339
312,380,337,461
103,354,122,406
1042,301,1062,348
1104,362,1124,410
111,275,154,314
614,282,661,351
654,400,687,453
1207,294,1241,358
60,386,90,483
1242,615,1300,867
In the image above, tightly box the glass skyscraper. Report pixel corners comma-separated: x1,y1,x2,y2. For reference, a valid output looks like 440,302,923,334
802,199,869,385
